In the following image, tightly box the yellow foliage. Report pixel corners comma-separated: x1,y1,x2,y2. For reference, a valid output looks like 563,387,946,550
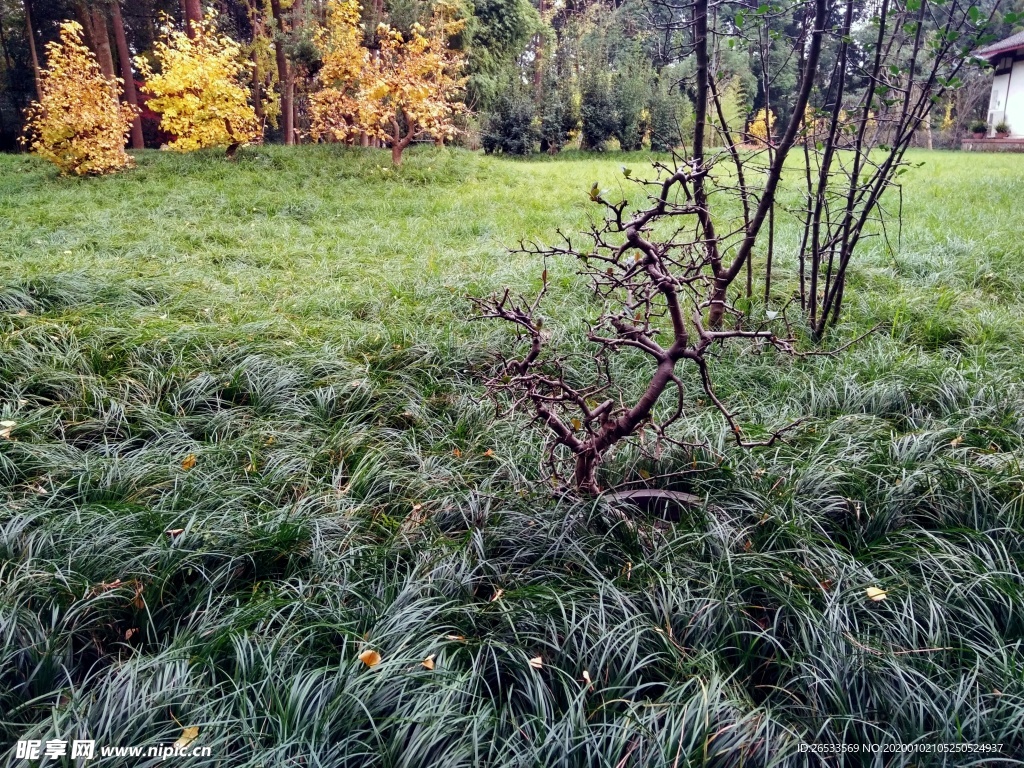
137,13,262,152
748,107,775,146
242,27,282,128
940,101,954,132
22,22,137,176
801,105,855,144
308,0,367,143
310,1,467,163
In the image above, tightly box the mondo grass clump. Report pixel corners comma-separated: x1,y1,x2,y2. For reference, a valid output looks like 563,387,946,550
1,147,1024,766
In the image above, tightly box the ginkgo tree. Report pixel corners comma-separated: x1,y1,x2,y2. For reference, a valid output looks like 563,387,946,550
310,0,467,165
22,21,138,176
137,12,262,155
308,0,367,145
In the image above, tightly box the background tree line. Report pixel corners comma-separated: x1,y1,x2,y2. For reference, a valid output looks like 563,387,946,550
1,0,1023,153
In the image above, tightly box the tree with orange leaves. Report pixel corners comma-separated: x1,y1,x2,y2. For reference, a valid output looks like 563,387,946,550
310,1,467,165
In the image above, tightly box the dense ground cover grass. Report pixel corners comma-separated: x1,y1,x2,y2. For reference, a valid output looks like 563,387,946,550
1,145,1023,766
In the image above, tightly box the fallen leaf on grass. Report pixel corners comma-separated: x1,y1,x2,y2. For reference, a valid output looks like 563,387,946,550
358,649,382,667
421,655,435,670
0,420,16,439
582,670,592,688
173,727,199,750
181,454,197,471
165,528,185,537
865,587,887,602
528,656,543,670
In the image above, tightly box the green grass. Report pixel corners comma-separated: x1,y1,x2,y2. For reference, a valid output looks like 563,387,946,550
1,145,1023,766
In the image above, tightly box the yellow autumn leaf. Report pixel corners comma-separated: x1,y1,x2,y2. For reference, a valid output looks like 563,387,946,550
528,656,543,670
173,727,199,750
865,587,887,602
571,418,582,431
421,654,435,670
358,649,382,667
0,420,15,440
181,454,197,471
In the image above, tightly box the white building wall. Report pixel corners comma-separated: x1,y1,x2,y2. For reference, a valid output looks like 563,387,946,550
989,73,1009,132
1005,60,1024,137
988,62,1024,136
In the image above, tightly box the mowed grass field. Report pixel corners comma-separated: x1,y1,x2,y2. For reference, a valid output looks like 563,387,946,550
1,146,1024,766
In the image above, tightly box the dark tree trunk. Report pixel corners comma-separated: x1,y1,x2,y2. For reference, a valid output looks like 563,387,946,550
88,4,117,85
391,123,414,165
291,0,304,143
75,3,96,51
269,0,293,145
252,49,263,120
23,0,42,97
111,1,144,149
246,0,266,122
184,0,203,36
532,0,545,98
0,5,14,72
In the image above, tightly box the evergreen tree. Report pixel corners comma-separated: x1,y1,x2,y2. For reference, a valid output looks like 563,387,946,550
538,61,577,153
580,69,615,150
613,50,651,151
482,80,537,154
648,70,687,152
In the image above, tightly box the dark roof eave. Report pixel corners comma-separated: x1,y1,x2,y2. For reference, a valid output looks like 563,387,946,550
976,30,1024,59
977,43,1024,59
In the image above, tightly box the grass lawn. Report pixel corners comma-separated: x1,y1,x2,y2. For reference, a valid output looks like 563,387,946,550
2,145,1023,765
